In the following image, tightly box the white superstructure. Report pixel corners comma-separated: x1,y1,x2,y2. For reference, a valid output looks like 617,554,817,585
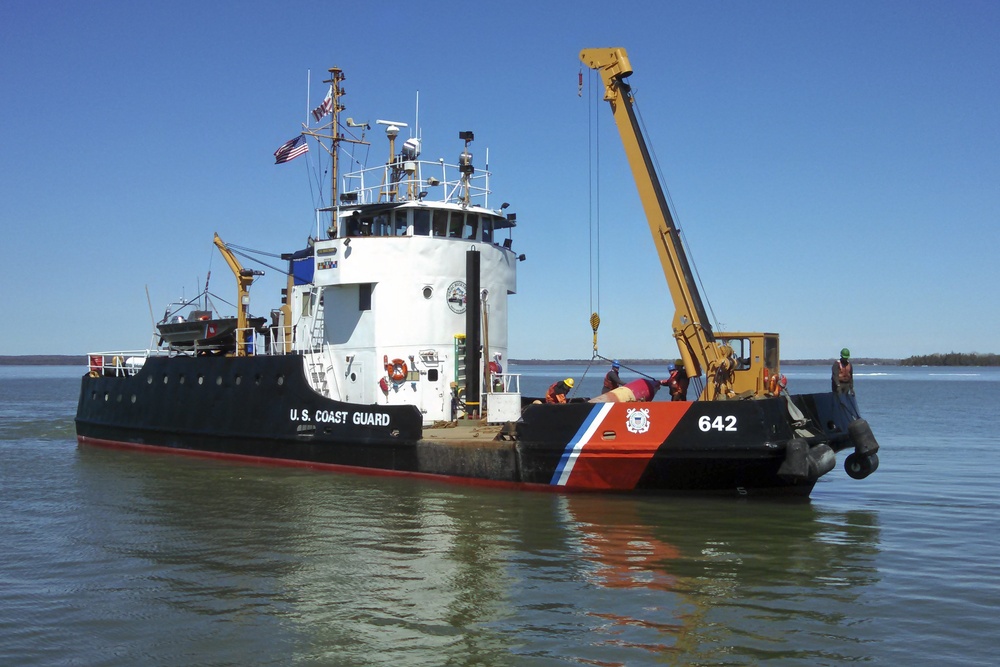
282,126,522,425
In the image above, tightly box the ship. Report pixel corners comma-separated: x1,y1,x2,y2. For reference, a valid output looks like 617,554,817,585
76,49,880,497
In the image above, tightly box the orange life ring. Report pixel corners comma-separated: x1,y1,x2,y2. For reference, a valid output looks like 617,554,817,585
768,374,779,395
386,358,408,382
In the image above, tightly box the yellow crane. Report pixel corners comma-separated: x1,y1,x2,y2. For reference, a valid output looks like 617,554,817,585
581,47,779,400
213,233,263,356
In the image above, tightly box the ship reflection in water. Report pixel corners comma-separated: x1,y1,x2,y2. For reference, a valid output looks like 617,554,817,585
74,447,882,665
554,495,881,662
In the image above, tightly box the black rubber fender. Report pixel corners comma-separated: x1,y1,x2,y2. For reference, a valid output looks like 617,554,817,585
845,452,879,480
807,443,836,480
778,438,810,481
848,418,880,456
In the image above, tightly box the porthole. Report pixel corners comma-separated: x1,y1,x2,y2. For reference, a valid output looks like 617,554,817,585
235,375,242,386
104,393,110,402
254,374,262,386
422,286,433,299
147,376,153,385
179,375,186,385
216,376,223,386
163,375,169,384
350,372,357,382
277,375,285,386
91,391,97,400
198,375,204,385
131,395,137,404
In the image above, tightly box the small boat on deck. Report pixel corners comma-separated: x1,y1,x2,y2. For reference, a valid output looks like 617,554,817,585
156,311,268,354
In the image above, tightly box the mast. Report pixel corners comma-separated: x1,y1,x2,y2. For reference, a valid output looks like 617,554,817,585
301,67,369,238
327,67,345,222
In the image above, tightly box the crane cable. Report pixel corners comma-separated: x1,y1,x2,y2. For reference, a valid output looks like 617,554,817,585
631,94,722,334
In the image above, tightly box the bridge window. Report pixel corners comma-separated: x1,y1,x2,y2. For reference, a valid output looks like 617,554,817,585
372,213,391,236
393,210,409,236
448,212,463,238
482,216,494,244
464,214,479,241
413,210,430,236
430,210,447,236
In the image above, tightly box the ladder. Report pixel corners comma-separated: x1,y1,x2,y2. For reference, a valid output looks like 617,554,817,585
307,287,325,351
453,334,467,388
304,349,334,398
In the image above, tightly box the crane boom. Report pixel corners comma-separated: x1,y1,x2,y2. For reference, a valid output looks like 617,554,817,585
581,47,778,400
213,233,262,357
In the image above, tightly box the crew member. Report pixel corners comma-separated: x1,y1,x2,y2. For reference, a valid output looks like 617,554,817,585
488,352,503,376
546,378,574,404
667,362,689,401
603,360,625,393
832,348,854,395
489,353,503,391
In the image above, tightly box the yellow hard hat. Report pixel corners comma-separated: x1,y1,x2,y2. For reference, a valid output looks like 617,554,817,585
564,378,575,388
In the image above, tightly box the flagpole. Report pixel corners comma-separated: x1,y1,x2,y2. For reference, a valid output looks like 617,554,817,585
306,69,311,126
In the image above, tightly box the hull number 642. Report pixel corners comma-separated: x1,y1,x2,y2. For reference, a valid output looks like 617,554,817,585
699,415,737,432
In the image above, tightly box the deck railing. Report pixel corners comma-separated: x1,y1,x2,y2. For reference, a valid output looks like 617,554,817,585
86,350,164,377
340,159,492,207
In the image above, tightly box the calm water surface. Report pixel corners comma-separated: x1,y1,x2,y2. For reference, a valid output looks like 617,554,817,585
1,364,998,666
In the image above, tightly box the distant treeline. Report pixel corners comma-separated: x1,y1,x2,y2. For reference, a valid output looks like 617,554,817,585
900,353,1000,367
0,355,85,366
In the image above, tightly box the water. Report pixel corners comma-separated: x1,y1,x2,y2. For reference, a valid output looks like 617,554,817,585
2,364,999,666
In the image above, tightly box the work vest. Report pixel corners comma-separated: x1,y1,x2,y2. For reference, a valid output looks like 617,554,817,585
603,371,621,393
546,382,569,404
838,361,853,383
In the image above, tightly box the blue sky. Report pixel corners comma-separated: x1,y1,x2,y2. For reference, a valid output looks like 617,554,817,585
2,1,997,360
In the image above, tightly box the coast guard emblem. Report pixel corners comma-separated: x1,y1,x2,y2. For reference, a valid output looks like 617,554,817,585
446,281,467,314
626,407,651,434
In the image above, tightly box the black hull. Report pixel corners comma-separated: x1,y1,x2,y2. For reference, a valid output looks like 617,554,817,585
76,355,870,497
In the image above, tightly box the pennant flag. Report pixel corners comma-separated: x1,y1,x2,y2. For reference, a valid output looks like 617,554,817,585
274,135,308,164
312,87,333,122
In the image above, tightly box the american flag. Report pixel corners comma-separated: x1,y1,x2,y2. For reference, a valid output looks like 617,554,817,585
311,87,333,122
274,135,308,164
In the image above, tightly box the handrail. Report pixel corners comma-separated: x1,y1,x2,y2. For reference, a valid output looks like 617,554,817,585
487,373,521,394
340,159,492,206
86,350,163,377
